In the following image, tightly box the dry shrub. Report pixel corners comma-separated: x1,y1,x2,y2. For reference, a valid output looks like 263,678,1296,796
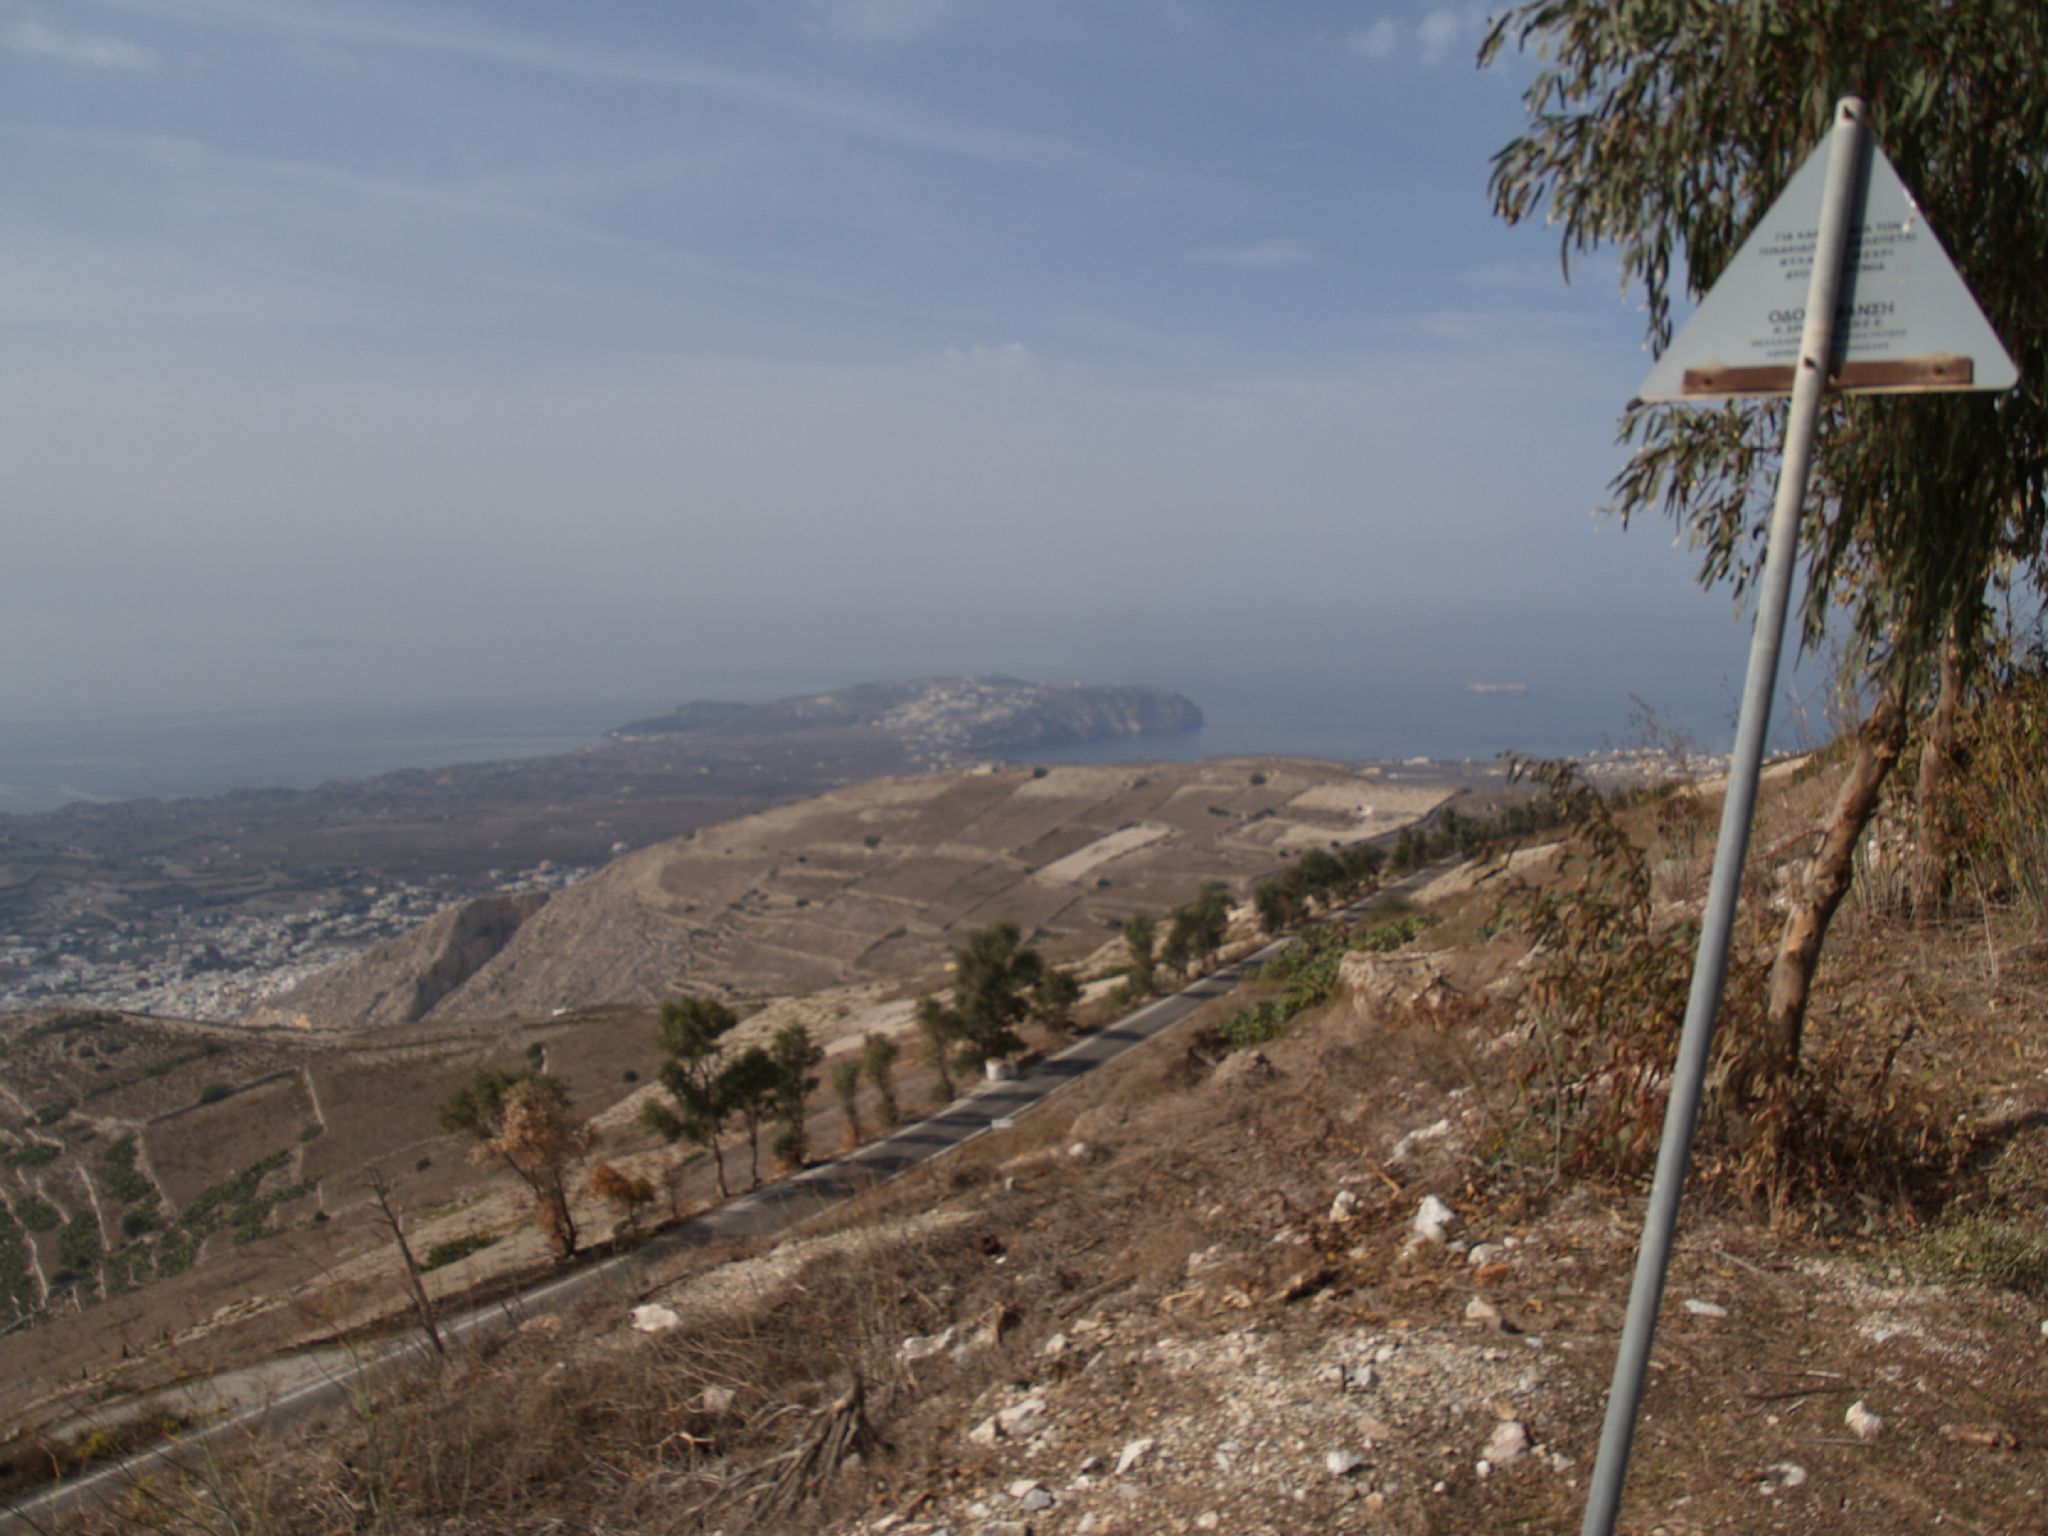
76,1226,969,1535
1944,661,2048,925
1500,760,1958,1225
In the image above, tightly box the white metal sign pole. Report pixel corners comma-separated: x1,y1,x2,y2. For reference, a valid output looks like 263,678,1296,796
1578,95,1869,1536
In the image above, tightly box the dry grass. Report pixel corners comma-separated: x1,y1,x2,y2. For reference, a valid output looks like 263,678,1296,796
35,714,2048,1536
68,1217,986,1535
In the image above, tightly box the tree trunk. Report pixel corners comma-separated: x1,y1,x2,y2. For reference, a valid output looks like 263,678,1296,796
366,1170,444,1359
1912,629,1963,916
1763,683,1910,1076
544,1178,579,1259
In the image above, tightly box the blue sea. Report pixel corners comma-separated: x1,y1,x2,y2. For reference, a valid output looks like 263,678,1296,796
0,646,1827,818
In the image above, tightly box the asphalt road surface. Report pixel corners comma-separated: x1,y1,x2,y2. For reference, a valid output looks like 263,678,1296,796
2,860,1453,1532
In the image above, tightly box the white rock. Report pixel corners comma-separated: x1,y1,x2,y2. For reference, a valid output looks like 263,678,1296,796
1483,1420,1530,1466
1682,1297,1728,1319
968,1415,1001,1447
1196,1514,1220,1531
1467,1242,1500,1266
1067,1141,1091,1160
997,1397,1048,1438
1391,1117,1452,1162
1475,1457,1493,1479
1465,1297,1502,1329
1758,1461,1807,1495
899,1324,959,1361
1115,1437,1155,1476
1326,1449,1365,1478
1845,1399,1883,1441
696,1385,737,1414
1329,1188,1360,1223
1412,1195,1456,1244
629,1303,683,1334
1076,1454,1101,1474
1347,1363,1378,1392
1020,1488,1055,1513
1042,1332,1069,1358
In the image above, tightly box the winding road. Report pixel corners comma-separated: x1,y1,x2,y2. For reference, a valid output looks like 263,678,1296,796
2,860,1452,1532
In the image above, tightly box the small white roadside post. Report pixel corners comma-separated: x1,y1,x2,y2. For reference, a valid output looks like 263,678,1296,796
1579,95,2019,1536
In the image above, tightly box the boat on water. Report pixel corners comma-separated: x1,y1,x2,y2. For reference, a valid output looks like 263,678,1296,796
1467,682,1530,696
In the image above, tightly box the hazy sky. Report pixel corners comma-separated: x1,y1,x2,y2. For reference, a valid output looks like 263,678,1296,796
2,1,1757,719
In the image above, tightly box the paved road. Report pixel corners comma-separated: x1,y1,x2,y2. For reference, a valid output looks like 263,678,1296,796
2,862,1451,1532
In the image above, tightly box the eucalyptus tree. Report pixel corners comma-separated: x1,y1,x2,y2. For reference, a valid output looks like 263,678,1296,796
1483,0,2048,1082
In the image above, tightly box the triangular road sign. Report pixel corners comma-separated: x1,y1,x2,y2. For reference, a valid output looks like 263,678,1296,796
1638,127,2019,400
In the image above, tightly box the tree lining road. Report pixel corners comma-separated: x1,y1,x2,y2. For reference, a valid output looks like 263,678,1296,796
2,858,1455,1533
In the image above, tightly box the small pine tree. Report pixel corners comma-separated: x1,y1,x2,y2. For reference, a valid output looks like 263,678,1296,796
915,994,959,1103
1121,914,1158,998
862,1031,902,1127
767,1024,824,1170
640,996,740,1199
718,1047,778,1189
1030,968,1082,1036
829,1057,864,1148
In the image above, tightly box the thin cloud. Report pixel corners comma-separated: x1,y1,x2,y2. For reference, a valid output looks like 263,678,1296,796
1344,6,1492,67
1345,19,1401,60
2,13,155,69
1186,237,1320,269
91,0,1206,202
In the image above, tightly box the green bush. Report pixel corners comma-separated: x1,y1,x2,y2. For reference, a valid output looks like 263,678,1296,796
1218,999,1293,1050
4,1142,59,1169
101,1136,154,1203
182,1150,292,1243
423,1233,499,1271
15,1197,60,1233
57,1214,101,1277
197,1083,231,1105
1913,1214,2048,1299
0,1209,33,1315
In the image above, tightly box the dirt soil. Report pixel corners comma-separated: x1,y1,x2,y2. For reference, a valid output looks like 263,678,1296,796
44,754,2048,1535
0,759,1462,1442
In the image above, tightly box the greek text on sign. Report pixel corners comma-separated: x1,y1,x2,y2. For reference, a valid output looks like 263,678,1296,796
1638,127,2018,400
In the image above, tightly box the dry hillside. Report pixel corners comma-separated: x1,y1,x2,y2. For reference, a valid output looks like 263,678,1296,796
255,760,1452,1030
38,740,2046,1536
0,758,1457,1445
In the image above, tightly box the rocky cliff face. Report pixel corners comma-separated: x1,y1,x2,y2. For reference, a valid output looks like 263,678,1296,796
610,676,1202,754
248,890,548,1031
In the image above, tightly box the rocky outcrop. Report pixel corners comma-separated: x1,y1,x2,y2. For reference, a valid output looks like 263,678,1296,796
253,891,547,1031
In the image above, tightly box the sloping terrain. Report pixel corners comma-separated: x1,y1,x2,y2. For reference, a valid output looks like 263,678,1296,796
0,758,1456,1441
35,739,2048,1536
258,760,1452,1030
0,676,1203,1019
